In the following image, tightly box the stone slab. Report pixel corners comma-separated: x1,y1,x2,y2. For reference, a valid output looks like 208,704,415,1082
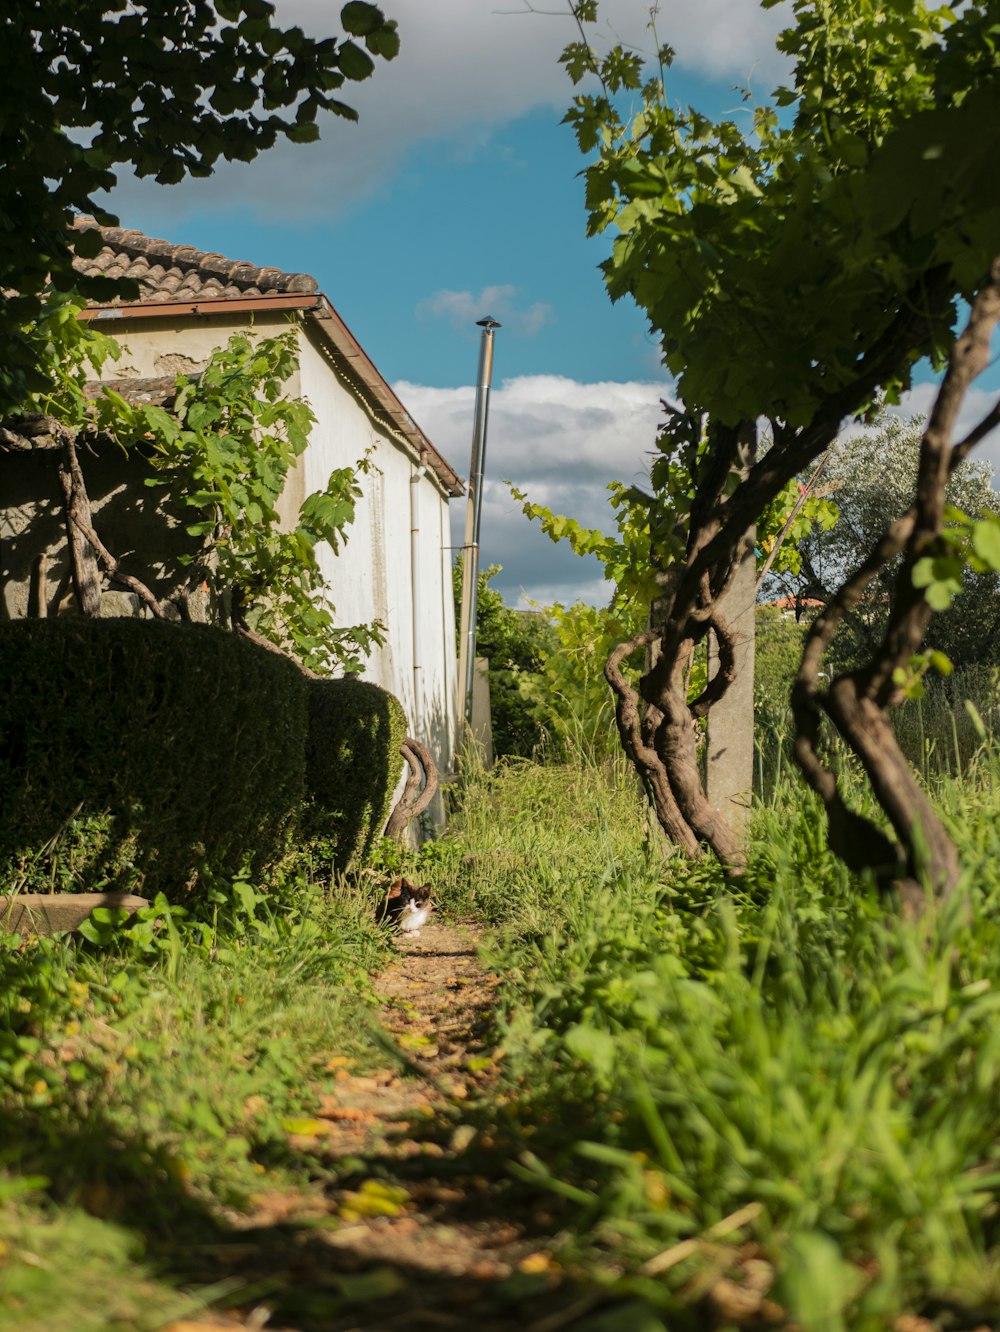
0,892,150,937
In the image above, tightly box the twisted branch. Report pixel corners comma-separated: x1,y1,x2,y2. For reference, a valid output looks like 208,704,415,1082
384,737,439,842
606,629,701,857
791,258,1000,903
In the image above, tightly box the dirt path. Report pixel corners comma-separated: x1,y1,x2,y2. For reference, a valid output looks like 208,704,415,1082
171,922,587,1332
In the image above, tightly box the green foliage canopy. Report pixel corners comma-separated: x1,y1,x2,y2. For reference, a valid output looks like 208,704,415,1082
553,0,1000,874
563,0,1000,595
0,0,398,411
568,0,1000,431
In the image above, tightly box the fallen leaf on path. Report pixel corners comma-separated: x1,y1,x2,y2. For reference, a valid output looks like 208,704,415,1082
450,1125,477,1152
398,1032,436,1051
338,1178,410,1220
281,1116,335,1137
519,1252,554,1274
163,1323,238,1331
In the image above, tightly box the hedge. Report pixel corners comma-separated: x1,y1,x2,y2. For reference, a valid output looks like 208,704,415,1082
0,619,308,900
0,620,409,902
304,676,408,874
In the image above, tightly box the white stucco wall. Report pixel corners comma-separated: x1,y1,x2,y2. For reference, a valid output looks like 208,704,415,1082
296,327,457,784
90,309,458,789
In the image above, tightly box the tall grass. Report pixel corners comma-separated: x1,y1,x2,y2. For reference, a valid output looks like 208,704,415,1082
755,663,1000,804
0,878,390,1328
424,720,1000,1329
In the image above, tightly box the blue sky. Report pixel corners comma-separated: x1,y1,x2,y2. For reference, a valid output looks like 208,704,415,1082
105,0,1000,608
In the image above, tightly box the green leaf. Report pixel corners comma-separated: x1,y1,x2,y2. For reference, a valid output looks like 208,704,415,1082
338,39,375,81
340,1,384,36
773,1231,862,1332
286,122,321,144
972,517,1000,570
564,1023,617,1078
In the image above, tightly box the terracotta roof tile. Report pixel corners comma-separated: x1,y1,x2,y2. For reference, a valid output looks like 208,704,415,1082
69,218,463,497
71,218,319,304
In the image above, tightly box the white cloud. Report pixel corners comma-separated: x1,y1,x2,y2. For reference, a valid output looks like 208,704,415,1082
891,383,1000,478
417,286,553,337
398,370,1000,606
105,0,792,221
398,372,671,604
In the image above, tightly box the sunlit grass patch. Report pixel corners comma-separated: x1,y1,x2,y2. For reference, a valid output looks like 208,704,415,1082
435,754,1000,1330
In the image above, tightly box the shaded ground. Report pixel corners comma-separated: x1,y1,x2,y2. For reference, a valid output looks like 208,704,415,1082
164,922,589,1332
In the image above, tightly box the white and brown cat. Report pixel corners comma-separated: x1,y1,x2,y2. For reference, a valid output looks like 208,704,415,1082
376,878,433,938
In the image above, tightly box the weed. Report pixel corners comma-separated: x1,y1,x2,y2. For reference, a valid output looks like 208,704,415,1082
431,750,1000,1330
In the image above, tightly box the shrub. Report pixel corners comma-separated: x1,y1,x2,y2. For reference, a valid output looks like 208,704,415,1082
304,676,407,873
453,561,556,759
0,619,307,900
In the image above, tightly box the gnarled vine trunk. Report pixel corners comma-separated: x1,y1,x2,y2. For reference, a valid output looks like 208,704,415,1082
605,421,756,874
792,259,1000,910
603,271,962,885
384,737,439,842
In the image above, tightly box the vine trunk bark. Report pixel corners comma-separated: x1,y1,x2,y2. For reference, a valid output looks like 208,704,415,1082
792,257,1000,909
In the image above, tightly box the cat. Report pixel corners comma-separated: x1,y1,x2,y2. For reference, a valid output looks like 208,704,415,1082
376,878,433,938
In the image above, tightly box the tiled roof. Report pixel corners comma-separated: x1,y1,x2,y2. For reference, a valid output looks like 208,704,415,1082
71,218,319,304
69,219,463,497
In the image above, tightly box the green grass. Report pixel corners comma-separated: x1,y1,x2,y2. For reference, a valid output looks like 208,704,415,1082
0,876,392,1328
7,700,1000,1331
0,1172,221,1332
414,746,1000,1331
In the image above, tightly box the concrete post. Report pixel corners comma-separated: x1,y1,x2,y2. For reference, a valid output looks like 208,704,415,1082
469,657,494,769
1,893,149,937
704,532,756,837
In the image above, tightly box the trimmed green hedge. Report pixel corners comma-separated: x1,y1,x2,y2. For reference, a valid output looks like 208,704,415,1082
0,619,308,899
0,620,409,902
304,676,407,874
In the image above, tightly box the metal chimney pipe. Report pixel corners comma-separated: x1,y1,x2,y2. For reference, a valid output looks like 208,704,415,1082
457,317,500,747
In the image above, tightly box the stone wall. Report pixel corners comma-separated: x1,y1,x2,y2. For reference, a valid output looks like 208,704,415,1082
1,445,207,623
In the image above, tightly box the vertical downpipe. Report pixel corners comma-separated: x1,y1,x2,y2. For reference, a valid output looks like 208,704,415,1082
410,461,425,744
457,317,501,749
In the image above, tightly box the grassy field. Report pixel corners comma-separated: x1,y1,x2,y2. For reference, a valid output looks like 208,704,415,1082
417,741,1000,1330
0,876,392,1330
4,725,1000,1329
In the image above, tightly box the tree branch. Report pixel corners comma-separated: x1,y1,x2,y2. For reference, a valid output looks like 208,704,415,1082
384,737,439,842
60,434,167,619
57,434,102,617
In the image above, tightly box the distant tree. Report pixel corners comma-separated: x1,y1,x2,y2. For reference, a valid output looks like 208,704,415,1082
517,599,647,764
0,0,398,410
768,416,1000,672
453,562,556,759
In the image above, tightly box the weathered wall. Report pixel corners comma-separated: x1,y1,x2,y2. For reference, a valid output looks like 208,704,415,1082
296,326,457,805
1,309,458,814
1,449,204,622
87,310,307,527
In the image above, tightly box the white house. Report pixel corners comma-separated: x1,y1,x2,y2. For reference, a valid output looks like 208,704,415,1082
7,220,463,795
